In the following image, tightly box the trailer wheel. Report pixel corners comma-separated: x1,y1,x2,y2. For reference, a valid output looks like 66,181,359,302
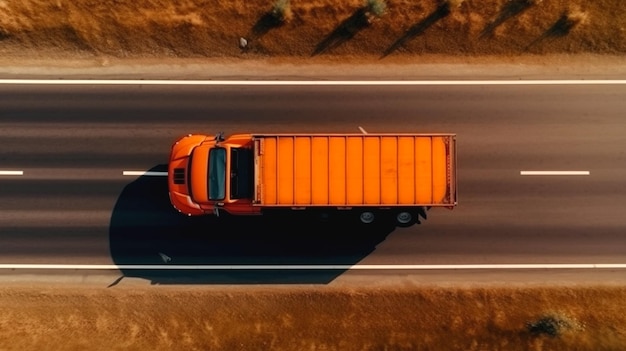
395,211,417,227
359,211,376,224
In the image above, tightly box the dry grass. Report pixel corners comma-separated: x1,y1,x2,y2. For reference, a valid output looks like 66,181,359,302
271,0,293,24
0,285,625,350
0,0,624,59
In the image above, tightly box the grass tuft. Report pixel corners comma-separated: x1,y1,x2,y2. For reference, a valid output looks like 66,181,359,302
365,0,386,18
527,313,584,337
445,0,465,9
564,7,588,27
271,0,293,23
0,27,9,40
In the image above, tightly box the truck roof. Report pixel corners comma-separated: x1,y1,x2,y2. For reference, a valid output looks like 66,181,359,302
253,134,456,207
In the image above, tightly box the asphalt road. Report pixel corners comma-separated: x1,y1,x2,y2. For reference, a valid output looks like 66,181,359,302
1,83,626,284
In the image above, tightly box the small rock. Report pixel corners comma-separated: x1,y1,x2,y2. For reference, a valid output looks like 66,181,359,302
239,37,248,49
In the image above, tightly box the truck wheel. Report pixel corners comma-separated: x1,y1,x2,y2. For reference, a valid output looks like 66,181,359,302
395,211,417,227
359,211,376,224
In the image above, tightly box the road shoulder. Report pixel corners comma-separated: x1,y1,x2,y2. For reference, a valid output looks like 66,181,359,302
0,54,625,80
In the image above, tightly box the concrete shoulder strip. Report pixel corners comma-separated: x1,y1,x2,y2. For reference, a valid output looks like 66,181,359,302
1,79,626,86
1,264,626,270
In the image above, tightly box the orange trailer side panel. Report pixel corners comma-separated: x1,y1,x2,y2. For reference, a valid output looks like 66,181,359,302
363,137,381,205
328,137,347,205
380,136,398,204
397,136,416,204
277,136,294,204
310,136,329,204
255,134,455,207
346,137,364,204
415,137,433,203
261,137,277,205
294,136,311,204
432,136,448,204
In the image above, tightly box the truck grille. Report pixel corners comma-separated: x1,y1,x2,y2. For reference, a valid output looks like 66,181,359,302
173,168,186,184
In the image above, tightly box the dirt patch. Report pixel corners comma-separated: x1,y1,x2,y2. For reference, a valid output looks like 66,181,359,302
0,0,624,61
0,285,625,350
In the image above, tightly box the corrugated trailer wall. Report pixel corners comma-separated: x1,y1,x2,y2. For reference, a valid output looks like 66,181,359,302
254,134,455,207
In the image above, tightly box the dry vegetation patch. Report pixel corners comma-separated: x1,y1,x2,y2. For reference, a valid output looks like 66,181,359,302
0,0,624,60
0,285,625,350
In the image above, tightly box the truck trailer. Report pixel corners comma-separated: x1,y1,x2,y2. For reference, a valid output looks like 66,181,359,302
168,132,456,227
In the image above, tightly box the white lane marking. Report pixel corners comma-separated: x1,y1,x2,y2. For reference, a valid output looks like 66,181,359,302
1,79,626,86
520,171,590,176
0,264,625,270
358,126,368,134
123,171,168,176
0,170,23,176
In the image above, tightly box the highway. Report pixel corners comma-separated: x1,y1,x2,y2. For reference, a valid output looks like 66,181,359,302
1,82,626,285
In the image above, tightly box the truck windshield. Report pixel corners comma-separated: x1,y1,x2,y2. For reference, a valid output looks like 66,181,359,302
208,148,226,200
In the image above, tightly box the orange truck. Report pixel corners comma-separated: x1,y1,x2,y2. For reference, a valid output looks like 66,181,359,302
168,132,456,227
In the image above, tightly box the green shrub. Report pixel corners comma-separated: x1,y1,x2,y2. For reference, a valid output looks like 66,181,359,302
271,0,293,23
527,314,583,337
365,0,386,18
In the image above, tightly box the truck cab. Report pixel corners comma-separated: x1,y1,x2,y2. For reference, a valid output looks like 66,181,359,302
168,133,260,216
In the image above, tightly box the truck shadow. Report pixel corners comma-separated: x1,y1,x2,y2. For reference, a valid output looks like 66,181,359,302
109,165,395,285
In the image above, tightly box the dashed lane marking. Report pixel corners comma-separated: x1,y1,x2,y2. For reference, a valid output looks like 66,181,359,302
122,171,168,176
0,170,23,176
521,171,590,176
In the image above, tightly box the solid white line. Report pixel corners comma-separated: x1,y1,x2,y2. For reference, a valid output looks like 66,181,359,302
122,171,168,176
0,170,23,176
358,126,368,134
520,171,590,176
1,79,626,86
0,264,625,270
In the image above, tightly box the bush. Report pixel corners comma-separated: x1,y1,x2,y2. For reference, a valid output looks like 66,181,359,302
446,0,465,9
527,314,583,337
365,0,386,18
271,0,293,23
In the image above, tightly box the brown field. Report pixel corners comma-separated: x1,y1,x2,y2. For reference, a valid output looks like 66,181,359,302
0,0,624,60
1,284,625,350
